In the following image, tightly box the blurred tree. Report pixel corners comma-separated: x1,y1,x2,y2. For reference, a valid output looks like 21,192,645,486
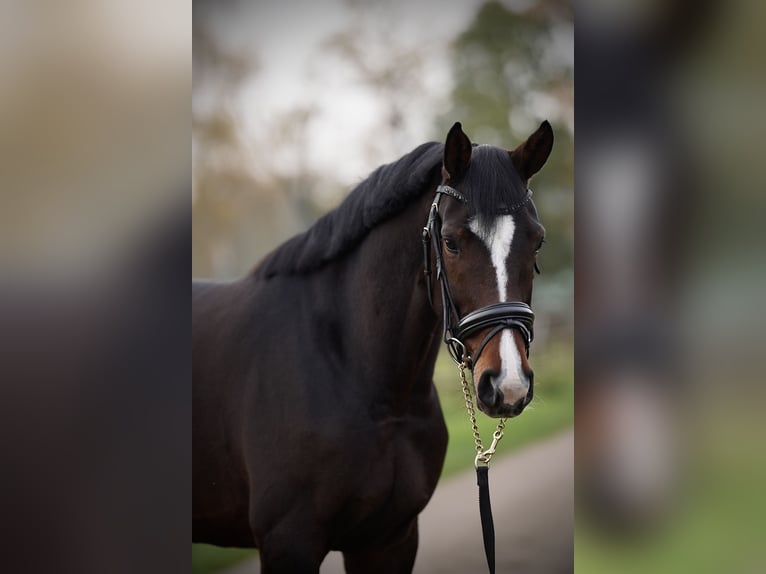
437,0,572,142
192,6,329,278
322,0,432,165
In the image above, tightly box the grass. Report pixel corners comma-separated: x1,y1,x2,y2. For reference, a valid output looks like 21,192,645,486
192,340,573,573
192,545,256,574
574,400,766,574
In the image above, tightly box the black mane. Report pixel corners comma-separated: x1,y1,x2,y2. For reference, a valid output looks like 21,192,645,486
254,142,528,279
254,142,443,278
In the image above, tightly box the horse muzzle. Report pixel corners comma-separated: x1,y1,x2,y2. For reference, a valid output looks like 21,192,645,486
476,367,534,418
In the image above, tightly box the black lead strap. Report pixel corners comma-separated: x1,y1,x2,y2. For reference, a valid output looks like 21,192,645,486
477,466,496,574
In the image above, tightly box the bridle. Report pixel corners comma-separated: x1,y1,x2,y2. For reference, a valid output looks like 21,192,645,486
421,182,536,367
421,180,539,574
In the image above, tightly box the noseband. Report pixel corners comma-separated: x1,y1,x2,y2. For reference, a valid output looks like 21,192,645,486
422,183,535,366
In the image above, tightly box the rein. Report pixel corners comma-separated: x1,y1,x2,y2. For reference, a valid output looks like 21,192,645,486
422,182,536,574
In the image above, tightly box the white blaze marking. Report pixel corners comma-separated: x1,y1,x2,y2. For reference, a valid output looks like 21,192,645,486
469,215,528,404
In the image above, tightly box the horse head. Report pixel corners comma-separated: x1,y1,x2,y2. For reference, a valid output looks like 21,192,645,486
430,121,553,418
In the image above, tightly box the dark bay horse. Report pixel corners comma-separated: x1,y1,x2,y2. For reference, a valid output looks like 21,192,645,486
193,121,553,573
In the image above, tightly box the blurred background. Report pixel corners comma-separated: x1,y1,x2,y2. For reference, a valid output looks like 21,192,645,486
0,1,188,574
576,0,766,573
193,0,573,572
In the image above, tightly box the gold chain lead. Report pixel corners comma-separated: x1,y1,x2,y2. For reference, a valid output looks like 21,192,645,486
458,361,506,468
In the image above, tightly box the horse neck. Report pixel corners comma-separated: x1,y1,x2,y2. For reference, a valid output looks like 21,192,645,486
339,189,442,403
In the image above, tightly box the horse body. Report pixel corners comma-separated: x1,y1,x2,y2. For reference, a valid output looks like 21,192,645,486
193,122,553,572
193,189,448,571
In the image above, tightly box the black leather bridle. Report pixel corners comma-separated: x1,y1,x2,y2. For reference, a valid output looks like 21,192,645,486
422,183,536,367
423,182,538,574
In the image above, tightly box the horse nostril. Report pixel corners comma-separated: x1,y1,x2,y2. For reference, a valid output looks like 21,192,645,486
478,369,502,408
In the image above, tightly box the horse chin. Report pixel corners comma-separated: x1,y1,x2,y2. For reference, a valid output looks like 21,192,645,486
476,395,530,419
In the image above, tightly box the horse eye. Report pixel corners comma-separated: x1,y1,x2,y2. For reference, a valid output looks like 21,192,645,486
444,237,459,253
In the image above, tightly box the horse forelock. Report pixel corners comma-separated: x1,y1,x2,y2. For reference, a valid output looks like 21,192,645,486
459,145,531,237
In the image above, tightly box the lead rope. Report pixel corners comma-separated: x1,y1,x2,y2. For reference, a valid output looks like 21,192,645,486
458,360,506,574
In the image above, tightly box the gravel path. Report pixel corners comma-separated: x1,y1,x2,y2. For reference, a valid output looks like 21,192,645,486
223,427,573,574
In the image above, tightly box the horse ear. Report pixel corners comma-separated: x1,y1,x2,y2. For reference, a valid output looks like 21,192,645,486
510,120,554,181
442,122,472,182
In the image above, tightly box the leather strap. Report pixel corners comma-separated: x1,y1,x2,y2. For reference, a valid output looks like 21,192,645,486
477,466,496,574
422,226,434,308
456,302,534,365
436,184,468,203
456,302,534,343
